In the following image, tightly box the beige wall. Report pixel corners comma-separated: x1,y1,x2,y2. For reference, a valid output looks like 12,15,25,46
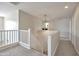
71,4,79,54
19,10,36,45
19,10,53,31
19,10,34,30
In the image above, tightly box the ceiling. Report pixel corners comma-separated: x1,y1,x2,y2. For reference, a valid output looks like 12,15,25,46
0,2,17,17
0,2,78,20
14,2,78,20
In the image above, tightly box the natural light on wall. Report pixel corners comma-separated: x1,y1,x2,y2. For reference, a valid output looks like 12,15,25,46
0,13,8,18
4,20,17,30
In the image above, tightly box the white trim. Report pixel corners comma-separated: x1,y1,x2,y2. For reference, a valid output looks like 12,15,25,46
19,41,30,49
48,35,59,56
53,40,59,56
28,29,31,48
20,30,28,32
48,35,51,56
19,29,31,49
73,44,79,55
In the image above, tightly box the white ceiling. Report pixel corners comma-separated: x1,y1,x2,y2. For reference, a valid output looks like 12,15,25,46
0,2,78,20
0,2,17,17
14,2,78,20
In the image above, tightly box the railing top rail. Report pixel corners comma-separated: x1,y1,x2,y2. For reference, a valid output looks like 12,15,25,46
20,30,28,32
0,30,18,31
0,29,30,32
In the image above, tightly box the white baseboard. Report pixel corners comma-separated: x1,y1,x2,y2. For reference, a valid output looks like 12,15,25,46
0,42,19,51
19,41,30,49
72,44,79,55
53,40,60,56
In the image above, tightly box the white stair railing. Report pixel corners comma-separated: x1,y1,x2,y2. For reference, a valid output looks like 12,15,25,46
19,29,31,49
0,30,19,47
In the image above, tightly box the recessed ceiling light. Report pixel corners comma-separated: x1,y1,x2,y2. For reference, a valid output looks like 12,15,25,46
65,6,68,8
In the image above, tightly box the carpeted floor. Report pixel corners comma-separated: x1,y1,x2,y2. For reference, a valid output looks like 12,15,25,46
0,45,45,56
0,40,78,56
55,40,78,56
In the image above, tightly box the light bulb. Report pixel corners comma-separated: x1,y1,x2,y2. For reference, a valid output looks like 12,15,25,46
65,6,68,8
45,22,49,28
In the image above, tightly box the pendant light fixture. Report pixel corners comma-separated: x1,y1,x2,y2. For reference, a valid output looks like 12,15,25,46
42,14,49,30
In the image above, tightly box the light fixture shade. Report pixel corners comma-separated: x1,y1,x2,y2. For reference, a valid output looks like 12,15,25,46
45,22,49,28
42,14,49,30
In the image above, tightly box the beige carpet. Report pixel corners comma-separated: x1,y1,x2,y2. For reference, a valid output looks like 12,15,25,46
55,40,78,56
0,45,45,56
0,40,78,56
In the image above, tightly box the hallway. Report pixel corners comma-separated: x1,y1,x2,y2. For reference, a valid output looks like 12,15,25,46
55,40,78,56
